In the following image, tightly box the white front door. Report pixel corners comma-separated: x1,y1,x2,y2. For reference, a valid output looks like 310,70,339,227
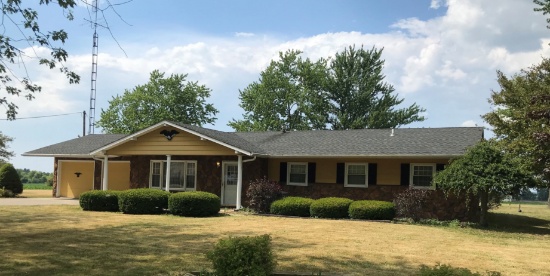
222,162,238,205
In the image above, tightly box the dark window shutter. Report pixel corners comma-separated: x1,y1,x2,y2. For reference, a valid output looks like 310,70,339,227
279,162,287,184
308,162,316,184
336,163,345,184
436,163,445,172
400,163,410,186
368,163,377,185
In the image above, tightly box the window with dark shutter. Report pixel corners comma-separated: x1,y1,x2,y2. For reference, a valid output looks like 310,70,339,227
308,163,316,184
336,163,345,184
400,163,410,186
368,163,377,185
279,162,287,184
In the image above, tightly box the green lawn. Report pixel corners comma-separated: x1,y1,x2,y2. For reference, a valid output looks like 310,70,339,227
0,204,548,275
22,183,51,190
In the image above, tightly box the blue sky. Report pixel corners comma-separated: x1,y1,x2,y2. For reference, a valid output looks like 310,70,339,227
2,0,550,172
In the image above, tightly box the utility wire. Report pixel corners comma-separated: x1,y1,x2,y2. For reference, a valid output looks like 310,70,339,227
0,112,82,120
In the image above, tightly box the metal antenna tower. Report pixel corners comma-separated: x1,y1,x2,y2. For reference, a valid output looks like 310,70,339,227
88,0,99,134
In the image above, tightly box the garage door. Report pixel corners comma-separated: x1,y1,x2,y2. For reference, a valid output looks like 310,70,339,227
59,161,95,198
107,162,130,191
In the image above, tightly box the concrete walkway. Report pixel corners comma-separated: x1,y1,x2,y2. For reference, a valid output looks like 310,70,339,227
0,197,79,206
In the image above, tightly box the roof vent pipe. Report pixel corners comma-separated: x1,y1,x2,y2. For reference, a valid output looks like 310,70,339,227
390,128,394,137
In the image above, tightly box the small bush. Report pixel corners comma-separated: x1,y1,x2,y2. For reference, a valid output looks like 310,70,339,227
310,197,353,219
246,177,283,213
1,187,15,198
270,196,314,217
80,190,121,212
207,234,276,276
349,200,396,220
417,263,501,276
118,188,169,214
394,188,432,221
0,163,23,195
169,191,220,217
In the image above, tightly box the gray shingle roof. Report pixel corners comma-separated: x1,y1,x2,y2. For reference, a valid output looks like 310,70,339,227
23,134,127,156
23,122,483,157
234,127,484,157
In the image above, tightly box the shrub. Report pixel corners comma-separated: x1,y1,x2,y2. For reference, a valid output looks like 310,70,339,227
349,200,396,220
417,263,501,276
310,197,353,219
1,187,15,198
118,188,169,214
270,196,314,217
207,234,276,276
246,177,283,213
394,188,432,221
168,191,220,217
0,163,23,195
79,190,121,212
46,175,53,186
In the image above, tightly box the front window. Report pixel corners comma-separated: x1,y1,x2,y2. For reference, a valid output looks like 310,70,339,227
287,162,308,186
345,163,367,187
410,164,435,189
150,160,197,190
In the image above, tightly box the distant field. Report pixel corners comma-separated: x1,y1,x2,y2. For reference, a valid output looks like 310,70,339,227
23,183,51,190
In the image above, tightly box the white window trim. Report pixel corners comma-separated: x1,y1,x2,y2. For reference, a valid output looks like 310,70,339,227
344,162,368,188
287,162,308,186
149,160,197,191
410,163,436,190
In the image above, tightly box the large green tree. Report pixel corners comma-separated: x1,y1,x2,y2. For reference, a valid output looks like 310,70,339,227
229,46,425,131
0,0,80,120
97,70,218,134
228,50,328,131
327,46,425,129
434,141,534,226
482,59,550,205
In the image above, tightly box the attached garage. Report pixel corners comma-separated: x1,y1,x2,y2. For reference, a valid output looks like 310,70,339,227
58,161,95,198
105,161,130,191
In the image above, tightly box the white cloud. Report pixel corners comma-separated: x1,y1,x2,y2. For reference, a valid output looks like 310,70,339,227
235,32,255,37
430,0,442,9
461,120,478,127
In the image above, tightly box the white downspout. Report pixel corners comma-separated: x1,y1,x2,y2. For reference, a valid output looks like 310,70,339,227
102,156,109,190
236,154,243,209
165,155,171,192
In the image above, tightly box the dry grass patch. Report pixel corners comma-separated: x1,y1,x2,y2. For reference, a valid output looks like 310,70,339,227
18,189,52,198
0,204,548,275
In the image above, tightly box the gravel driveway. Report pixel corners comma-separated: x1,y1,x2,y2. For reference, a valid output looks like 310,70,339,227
0,197,79,206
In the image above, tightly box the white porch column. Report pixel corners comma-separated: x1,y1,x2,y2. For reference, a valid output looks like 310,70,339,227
165,155,171,192
102,156,109,190
236,154,243,209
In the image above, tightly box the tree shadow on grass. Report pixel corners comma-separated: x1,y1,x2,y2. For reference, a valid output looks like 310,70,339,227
272,236,417,276
482,212,550,235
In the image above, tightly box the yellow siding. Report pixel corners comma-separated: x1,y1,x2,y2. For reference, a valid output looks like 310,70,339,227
107,126,235,156
60,161,94,198
268,158,450,185
107,162,130,191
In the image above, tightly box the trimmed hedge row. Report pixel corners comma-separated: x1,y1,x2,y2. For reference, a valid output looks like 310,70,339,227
270,197,314,217
269,196,396,220
80,190,121,212
310,197,353,218
79,189,221,217
349,200,396,220
169,191,220,217
118,188,170,214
